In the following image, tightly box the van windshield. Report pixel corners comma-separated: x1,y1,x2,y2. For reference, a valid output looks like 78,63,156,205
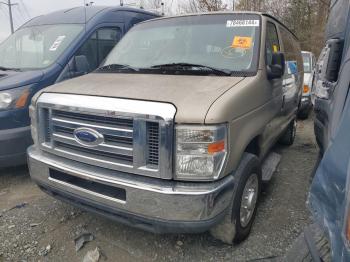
0,24,84,70
102,14,261,76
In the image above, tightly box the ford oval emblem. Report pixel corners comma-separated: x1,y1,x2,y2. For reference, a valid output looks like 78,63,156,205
73,128,104,147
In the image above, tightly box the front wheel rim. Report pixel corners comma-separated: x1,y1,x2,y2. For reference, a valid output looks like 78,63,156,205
239,173,259,228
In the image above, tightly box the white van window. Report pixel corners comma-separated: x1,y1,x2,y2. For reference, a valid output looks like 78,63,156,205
302,53,312,73
265,22,280,66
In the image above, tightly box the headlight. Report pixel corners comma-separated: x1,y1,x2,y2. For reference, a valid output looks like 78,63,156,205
0,86,31,111
314,80,332,100
175,124,228,181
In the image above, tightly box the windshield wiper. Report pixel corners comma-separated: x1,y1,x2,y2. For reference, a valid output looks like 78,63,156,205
97,64,139,72
0,66,21,72
150,63,232,76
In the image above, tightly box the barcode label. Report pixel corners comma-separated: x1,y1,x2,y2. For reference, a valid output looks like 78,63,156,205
226,20,260,27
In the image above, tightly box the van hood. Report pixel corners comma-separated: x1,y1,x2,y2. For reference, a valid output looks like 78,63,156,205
41,73,245,123
0,69,44,91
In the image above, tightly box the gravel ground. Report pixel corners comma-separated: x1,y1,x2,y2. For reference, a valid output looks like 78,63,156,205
0,117,318,262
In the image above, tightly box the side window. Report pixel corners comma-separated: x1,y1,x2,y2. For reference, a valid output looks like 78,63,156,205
56,27,121,83
265,22,280,66
281,27,302,74
97,28,122,65
76,27,121,70
76,31,98,70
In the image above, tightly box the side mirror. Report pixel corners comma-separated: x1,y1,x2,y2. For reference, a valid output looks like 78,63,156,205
74,55,90,76
267,52,285,80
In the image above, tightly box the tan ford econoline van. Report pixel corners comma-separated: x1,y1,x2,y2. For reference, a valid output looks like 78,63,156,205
28,12,303,243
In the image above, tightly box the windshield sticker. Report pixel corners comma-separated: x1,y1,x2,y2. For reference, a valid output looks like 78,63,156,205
49,36,66,51
226,20,260,27
231,36,253,49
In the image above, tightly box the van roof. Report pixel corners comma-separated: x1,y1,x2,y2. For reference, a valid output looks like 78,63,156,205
302,51,313,55
21,6,158,28
139,11,298,40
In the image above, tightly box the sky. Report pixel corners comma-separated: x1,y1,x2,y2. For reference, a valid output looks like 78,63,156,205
0,0,234,43
0,0,169,43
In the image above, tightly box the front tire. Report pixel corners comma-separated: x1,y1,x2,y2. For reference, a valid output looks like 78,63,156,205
210,153,261,244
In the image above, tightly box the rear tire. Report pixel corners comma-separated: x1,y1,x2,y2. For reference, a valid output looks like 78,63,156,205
210,153,261,244
279,118,297,146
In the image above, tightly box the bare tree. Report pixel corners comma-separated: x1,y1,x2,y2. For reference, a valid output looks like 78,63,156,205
141,0,162,9
179,0,228,13
235,0,330,55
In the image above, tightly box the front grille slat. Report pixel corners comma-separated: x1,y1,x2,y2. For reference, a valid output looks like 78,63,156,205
53,125,133,146
55,141,133,164
53,110,133,128
51,116,133,138
52,132,133,157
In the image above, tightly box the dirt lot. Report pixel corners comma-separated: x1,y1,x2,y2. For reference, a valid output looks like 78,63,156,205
0,117,318,262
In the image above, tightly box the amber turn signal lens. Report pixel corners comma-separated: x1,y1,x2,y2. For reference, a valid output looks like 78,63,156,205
208,140,225,154
303,85,310,94
15,90,30,108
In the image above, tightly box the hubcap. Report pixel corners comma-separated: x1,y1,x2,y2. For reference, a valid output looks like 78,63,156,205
240,174,259,227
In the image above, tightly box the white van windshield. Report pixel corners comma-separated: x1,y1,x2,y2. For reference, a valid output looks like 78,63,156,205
0,24,83,70
102,14,261,76
302,53,312,73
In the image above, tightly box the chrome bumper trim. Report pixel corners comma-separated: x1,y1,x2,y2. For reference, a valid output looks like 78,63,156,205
28,146,235,222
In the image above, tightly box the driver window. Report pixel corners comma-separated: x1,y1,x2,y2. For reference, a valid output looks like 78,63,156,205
265,22,280,66
56,27,121,83
76,27,121,70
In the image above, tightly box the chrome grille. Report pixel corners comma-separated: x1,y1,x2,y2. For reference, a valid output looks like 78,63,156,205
36,93,176,179
52,109,133,151
147,122,159,166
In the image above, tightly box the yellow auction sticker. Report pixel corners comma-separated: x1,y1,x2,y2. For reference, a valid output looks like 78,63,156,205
231,36,253,49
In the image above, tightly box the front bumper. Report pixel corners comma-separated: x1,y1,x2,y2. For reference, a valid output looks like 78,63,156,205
0,126,32,167
28,146,235,233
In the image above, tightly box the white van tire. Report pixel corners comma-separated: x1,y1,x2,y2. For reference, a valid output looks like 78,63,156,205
210,153,261,244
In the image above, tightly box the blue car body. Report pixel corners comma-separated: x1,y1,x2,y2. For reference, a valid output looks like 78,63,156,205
0,6,158,167
309,0,350,260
